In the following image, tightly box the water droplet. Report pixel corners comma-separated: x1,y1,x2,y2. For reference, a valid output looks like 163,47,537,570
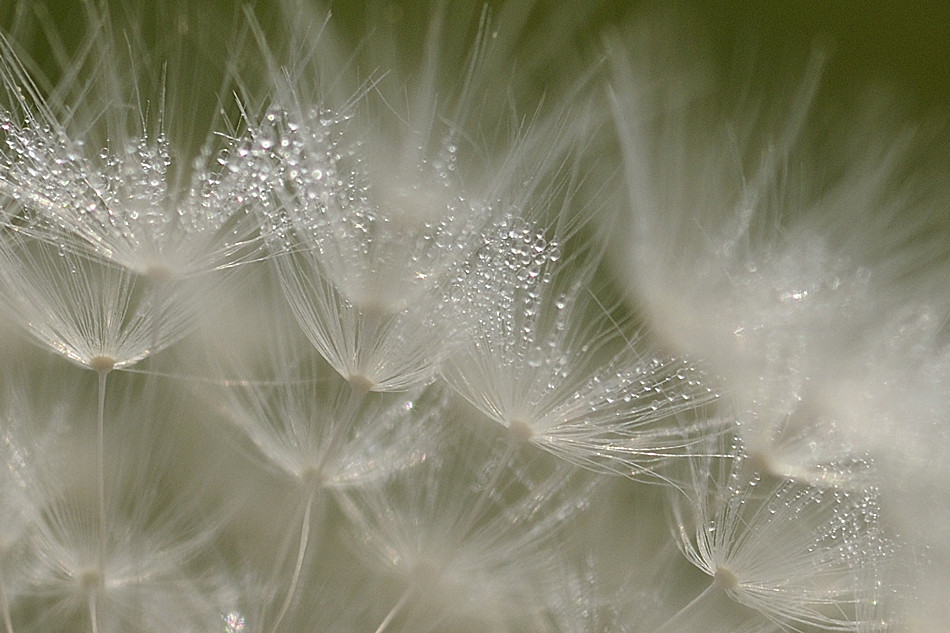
223,611,245,632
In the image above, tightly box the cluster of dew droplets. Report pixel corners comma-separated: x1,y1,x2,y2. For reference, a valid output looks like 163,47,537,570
252,105,350,254
823,486,890,567
460,215,561,348
729,241,873,370
578,360,717,428
521,276,585,401
173,128,275,255
79,129,280,275
719,447,885,573
0,109,96,234
0,105,274,276
255,103,492,316
457,212,716,432
90,136,172,250
352,135,482,307
0,108,170,246
760,480,888,628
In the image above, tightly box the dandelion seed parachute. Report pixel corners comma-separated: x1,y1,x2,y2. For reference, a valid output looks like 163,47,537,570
10,372,224,633
338,423,594,633
248,12,491,391
603,27,950,492
0,236,195,371
209,322,438,492
605,18,950,629
668,435,892,632
0,6,278,381
443,220,723,482
0,13,271,282
251,0,607,393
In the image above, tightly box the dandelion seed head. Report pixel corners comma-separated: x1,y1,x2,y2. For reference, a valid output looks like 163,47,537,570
0,4,933,632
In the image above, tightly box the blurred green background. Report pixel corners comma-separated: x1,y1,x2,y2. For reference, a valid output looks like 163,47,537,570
2,0,949,113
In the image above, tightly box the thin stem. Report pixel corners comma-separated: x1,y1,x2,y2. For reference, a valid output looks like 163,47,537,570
95,368,109,581
148,278,169,355
308,381,369,488
0,565,14,633
373,585,414,633
267,491,316,633
351,306,385,390
353,436,520,633
334,380,369,450
651,574,725,633
453,435,521,547
87,592,99,633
